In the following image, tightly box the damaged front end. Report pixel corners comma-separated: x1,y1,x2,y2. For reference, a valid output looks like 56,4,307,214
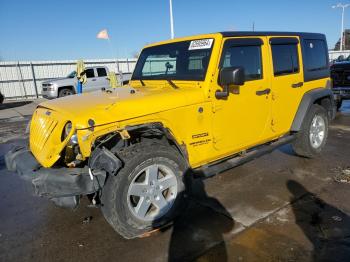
3,106,128,209
5,145,110,209
5,129,126,209
5,106,169,210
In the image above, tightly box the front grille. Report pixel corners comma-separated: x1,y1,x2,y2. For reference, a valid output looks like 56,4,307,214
30,112,58,152
331,70,350,86
42,83,52,87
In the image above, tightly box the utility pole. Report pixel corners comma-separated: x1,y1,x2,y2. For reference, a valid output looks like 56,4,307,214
333,3,350,51
169,0,174,39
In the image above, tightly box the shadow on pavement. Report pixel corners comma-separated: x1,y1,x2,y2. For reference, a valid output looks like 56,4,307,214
278,143,297,157
0,101,32,110
157,172,234,262
287,180,350,262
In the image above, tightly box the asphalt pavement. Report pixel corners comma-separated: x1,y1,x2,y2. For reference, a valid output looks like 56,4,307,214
0,100,350,262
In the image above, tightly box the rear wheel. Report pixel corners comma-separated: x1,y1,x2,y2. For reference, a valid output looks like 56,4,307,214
101,143,187,239
58,88,73,97
0,92,4,104
292,104,329,158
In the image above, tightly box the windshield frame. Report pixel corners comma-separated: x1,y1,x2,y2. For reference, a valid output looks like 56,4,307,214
131,39,214,81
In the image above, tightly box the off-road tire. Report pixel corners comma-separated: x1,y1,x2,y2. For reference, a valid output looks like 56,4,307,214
101,143,187,239
292,104,329,158
58,88,73,97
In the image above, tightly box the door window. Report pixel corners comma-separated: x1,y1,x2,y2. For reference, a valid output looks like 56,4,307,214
97,68,107,77
271,44,299,76
85,69,95,78
221,45,263,81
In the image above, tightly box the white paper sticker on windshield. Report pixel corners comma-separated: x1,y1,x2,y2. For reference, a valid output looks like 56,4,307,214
189,39,213,50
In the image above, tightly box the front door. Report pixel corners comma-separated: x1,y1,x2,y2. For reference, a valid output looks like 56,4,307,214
212,37,272,158
83,68,99,92
268,37,304,136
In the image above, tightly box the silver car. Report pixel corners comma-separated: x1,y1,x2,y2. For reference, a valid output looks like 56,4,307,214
41,66,110,99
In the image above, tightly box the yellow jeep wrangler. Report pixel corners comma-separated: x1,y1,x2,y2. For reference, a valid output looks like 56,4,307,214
6,31,335,239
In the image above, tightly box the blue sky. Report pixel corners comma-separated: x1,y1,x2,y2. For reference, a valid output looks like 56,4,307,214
0,0,346,61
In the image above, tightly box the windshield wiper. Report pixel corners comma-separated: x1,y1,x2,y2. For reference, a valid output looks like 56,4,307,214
166,79,179,89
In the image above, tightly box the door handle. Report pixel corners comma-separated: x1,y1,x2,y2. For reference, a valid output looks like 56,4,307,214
256,88,271,96
291,82,303,88
92,79,97,81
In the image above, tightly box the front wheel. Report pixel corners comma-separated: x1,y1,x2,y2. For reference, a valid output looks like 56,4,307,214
58,88,73,97
292,104,329,158
101,143,187,239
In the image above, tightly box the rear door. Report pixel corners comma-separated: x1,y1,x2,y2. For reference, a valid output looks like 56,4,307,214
95,67,110,89
268,37,304,136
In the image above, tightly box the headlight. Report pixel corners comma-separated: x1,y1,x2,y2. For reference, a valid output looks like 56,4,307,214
43,83,56,91
65,122,72,136
62,121,72,141
47,86,56,91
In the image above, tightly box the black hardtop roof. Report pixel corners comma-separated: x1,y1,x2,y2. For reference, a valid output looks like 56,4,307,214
220,31,326,40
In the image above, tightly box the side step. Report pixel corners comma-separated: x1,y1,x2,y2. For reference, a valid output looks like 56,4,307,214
194,135,295,178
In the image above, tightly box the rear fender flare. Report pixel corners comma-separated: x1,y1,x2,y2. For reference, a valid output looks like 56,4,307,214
291,88,335,132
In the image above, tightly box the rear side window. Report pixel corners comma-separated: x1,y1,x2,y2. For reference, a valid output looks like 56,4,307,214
221,45,263,81
271,44,299,76
85,69,95,78
303,40,328,71
97,68,107,77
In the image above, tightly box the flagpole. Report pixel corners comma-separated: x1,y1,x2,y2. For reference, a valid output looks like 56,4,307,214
107,38,120,72
97,29,123,85
107,36,124,85
169,0,174,39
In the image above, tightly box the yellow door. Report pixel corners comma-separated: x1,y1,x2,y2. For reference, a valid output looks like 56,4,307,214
268,36,304,136
211,37,272,158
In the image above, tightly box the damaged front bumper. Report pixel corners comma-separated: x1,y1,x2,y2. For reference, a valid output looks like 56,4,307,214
5,146,106,208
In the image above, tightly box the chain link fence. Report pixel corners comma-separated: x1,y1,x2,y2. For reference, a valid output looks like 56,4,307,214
0,58,137,100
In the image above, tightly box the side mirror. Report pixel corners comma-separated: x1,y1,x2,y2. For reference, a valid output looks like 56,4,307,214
216,67,245,99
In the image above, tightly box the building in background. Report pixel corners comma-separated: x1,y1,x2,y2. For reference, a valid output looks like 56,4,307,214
334,29,350,50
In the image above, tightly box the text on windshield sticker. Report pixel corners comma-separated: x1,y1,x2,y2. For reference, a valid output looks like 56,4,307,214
189,39,214,50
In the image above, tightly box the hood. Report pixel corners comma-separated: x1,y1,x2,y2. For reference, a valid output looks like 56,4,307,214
38,85,205,129
331,61,350,70
42,77,75,85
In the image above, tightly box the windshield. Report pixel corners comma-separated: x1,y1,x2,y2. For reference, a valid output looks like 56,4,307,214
132,39,214,81
67,71,76,78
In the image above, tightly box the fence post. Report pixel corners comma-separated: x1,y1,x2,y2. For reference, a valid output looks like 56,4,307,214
30,62,39,98
16,61,27,99
116,59,120,73
126,58,130,73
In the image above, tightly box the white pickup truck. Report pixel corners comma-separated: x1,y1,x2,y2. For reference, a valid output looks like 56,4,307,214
41,66,131,99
